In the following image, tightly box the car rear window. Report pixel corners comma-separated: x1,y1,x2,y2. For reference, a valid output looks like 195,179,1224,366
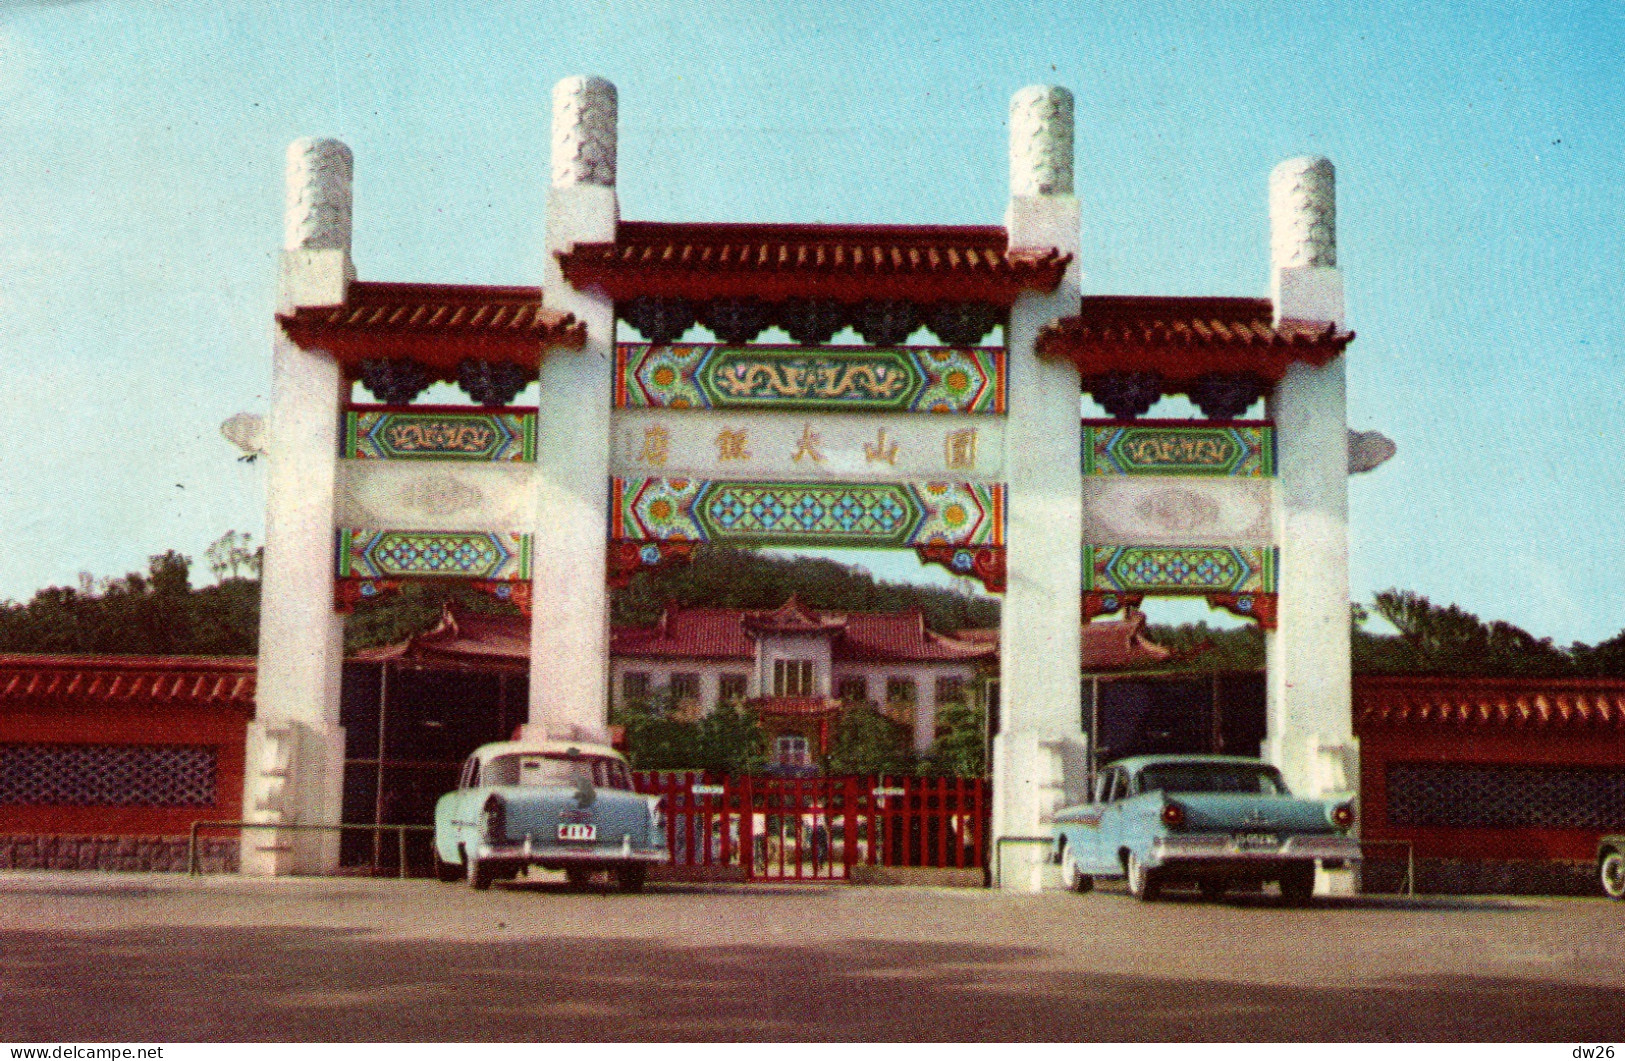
484,753,633,790
1138,764,1287,796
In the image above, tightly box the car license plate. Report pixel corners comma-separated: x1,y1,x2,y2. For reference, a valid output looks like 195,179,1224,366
1233,832,1279,849
557,823,596,842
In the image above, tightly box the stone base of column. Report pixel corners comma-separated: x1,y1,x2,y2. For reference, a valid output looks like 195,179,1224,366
239,719,347,876
991,729,1087,892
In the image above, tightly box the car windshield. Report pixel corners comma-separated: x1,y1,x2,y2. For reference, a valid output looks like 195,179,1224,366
484,753,633,791
1137,763,1287,796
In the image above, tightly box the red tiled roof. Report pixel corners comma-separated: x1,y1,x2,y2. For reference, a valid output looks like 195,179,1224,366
1036,296,1353,384
741,596,847,636
1355,676,1625,732
278,281,585,371
352,608,531,671
557,221,1071,304
0,654,256,706
744,696,845,718
614,604,993,664
960,610,1175,672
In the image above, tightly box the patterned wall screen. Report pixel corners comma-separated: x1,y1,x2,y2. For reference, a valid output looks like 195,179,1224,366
1386,763,1625,830
616,344,1005,414
0,744,218,807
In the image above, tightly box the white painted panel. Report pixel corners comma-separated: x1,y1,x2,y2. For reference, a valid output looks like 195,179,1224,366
334,460,536,532
1082,477,1277,546
610,409,1003,482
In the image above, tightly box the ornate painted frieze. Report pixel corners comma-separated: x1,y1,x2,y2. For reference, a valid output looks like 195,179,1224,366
337,530,532,581
1083,423,1274,477
612,478,1003,548
611,410,1001,482
1082,545,1277,595
615,344,1005,414
344,410,536,462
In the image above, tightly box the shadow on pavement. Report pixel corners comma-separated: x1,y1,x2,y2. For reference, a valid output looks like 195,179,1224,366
2,924,1619,1041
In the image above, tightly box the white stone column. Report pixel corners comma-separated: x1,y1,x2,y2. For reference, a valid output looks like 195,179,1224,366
529,76,619,743
1264,158,1358,859
912,668,938,755
993,86,1086,891
242,138,354,876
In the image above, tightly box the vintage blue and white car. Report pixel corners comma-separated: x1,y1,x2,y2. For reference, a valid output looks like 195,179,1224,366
1051,754,1360,904
433,739,666,891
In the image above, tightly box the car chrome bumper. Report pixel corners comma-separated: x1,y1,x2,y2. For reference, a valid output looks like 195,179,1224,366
478,838,667,864
1150,834,1362,865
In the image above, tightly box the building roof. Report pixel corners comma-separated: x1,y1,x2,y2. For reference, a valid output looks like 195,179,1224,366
277,281,585,372
556,221,1071,304
0,654,256,706
1035,295,1354,384
615,603,994,664
1355,675,1625,732
353,608,532,671
960,609,1175,671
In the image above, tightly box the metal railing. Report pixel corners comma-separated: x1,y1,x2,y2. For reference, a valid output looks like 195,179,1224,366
187,820,435,878
992,835,1055,888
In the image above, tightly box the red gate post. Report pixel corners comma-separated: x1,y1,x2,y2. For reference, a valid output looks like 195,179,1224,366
741,775,755,880
664,773,680,866
851,773,864,870
721,775,734,869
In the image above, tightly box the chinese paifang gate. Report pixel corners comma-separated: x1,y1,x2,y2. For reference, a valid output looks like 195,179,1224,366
249,78,1356,891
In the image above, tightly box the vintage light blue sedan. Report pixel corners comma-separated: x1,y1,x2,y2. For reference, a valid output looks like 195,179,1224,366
433,739,666,892
1052,754,1360,904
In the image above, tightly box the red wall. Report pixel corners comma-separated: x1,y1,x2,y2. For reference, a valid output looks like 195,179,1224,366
0,699,252,837
1358,726,1623,862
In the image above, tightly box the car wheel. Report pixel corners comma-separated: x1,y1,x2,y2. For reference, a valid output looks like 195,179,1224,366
1278,863,1315,906
565,867,594,892
616,865,647,893
1126,851,1161,902
466,852,494,891
433,848,462,883
1198,879,1228,902
1059,850,1093,894
1601,848,1625,901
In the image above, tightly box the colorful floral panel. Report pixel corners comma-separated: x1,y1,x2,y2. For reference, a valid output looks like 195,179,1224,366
612,477,1003,548
344,410,536,462
337,530,532,581
1083,545,1277,594
1083,423,1274,477
615,344,1005,414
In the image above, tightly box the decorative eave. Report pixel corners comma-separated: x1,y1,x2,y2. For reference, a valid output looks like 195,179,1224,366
277,281,586,374
558,221,1071,305
1354,675,1625,733
1036,295,1354,386
741,596,848,637
0,654,257,706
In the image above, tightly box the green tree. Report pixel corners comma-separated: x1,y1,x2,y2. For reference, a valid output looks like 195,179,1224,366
1369,589,1573,675
920,700,986,777
694,700,768,775
824,706,915,776
611,687,703,770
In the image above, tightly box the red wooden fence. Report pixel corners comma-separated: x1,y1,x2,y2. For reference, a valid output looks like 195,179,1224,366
632,772,988,881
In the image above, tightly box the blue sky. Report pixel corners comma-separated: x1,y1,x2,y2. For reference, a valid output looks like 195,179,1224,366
0,0,1620,644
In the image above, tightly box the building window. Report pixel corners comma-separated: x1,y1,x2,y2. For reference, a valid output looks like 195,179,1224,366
776,734,811,767
935,676,964,706
886,677,916,704
774,659,815,697
837,677,868,704
622,671,650,706
669,672,700,703
719,674,748,706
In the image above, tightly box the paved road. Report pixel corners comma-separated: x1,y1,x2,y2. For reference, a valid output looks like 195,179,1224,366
0,871,1621,1041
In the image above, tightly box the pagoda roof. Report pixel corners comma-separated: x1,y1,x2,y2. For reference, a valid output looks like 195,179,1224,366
277,281,585,373
557,221,1071,304
1036,295,1353,385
